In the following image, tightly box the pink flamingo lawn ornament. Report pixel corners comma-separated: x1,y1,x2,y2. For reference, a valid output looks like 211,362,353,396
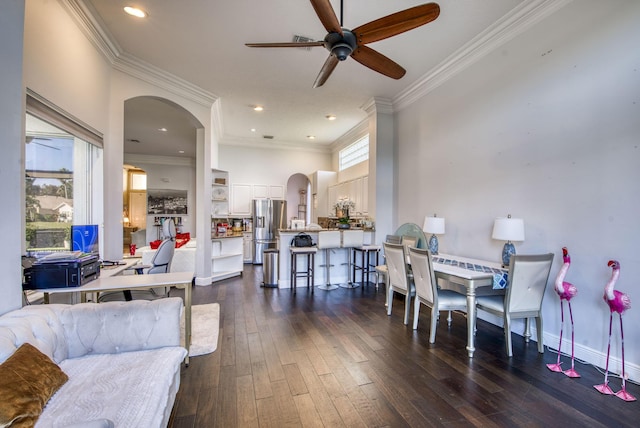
546,247,580,377
593,260,636,401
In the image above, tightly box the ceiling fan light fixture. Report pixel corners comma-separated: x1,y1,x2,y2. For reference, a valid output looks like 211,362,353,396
331,42,353,61
124,6,146,18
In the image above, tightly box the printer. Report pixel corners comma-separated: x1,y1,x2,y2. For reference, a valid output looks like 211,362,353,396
23,251,100,290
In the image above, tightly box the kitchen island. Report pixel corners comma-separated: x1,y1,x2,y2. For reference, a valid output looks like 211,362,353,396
211,233,244,282
277,229,376,289
138,233,244,283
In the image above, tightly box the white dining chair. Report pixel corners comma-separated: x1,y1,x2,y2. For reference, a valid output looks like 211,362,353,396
475,253,554,357
408,247,467,343
375,235,402,295
383,242,414,325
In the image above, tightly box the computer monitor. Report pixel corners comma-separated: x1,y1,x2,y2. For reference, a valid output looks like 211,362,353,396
71,224,99,255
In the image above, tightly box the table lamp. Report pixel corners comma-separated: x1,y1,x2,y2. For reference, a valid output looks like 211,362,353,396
492,214,525,267
423,214,445,255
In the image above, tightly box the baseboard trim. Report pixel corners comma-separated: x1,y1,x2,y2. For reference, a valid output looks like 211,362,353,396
477,312,639,382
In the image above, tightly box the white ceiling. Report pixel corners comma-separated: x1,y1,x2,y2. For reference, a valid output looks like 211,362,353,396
81,0,526,158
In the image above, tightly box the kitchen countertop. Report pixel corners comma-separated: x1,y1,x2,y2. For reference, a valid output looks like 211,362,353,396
211,232,244,239
279,228,375,232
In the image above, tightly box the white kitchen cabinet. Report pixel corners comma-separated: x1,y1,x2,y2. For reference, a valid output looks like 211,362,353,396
268,185,285,199
309,171,337,220
230,183,287,215
362,175,369,215
328,185,337,216
253,184,268,199
231,183,252,215
328,175,369,217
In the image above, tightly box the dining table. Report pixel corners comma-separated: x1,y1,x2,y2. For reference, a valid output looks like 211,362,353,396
430,253,508,358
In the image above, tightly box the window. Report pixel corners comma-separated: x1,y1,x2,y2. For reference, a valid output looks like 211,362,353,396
25,92,103,253
339,135,369,171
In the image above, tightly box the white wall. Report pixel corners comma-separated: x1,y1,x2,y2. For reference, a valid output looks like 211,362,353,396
219,144,331,187
0,0,26,314
395,0,640,378
23,0,111,133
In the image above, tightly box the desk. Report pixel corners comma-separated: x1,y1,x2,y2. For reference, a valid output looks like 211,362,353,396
100,258,140,277
432,254,507,358
40,271,194,365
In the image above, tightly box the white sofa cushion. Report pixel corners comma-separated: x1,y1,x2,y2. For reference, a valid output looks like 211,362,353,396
0,306,68,363
36,347,186,428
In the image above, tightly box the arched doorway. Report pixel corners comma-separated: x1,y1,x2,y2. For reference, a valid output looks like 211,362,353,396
122,96,202,253
286,173,311,225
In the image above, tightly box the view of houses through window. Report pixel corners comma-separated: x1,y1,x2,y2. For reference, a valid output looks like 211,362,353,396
25,113,100,252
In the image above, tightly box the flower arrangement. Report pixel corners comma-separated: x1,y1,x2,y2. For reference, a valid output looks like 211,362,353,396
333,199,355,226
333,199,355,214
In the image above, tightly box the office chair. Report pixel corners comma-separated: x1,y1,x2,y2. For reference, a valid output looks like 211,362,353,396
101,219,176,302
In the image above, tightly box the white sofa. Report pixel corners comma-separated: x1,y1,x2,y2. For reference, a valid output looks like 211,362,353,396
0,298,187,428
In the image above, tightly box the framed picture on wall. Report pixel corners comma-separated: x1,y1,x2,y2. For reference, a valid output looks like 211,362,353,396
147,189,188,214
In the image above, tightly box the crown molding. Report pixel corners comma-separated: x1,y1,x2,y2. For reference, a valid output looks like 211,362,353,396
393,0,574,111
219,135,332,154
60,0,121,62
113,53,218,108
361,97,394,116
62,0,217,109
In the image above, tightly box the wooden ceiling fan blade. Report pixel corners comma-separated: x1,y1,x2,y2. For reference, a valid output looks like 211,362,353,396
313,55,340,88
351,45,406,80
245,41,325,48
352,3,440,45
310,0,343,35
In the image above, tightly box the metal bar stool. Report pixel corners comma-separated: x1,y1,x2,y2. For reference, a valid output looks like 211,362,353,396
289,247,317,295
317,230,341,291
340,229,364,289
352,242,381,287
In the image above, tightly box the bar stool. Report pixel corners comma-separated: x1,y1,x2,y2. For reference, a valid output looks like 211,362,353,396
289,247,317,295
340,229,364,289
352,241,381,287
317,230,341,291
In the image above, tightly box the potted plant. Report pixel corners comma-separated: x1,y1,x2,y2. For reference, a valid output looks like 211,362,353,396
333,199,355,229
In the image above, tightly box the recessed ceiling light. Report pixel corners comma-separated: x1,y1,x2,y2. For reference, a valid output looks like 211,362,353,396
307,135,316,140
178,150,185,154
325,115,336,121
253,105,264,112
124,6,146,18
158,128,167,132
250,128,256,132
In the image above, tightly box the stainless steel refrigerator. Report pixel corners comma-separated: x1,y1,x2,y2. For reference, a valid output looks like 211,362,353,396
252,199,287,264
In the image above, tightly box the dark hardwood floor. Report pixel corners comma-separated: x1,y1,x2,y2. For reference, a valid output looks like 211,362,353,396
169,265,637,427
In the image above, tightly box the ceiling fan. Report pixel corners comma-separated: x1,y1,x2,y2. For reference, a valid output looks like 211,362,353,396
246,0,440,88
26,136,60,151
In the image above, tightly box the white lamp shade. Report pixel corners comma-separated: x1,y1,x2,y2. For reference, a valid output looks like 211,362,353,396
423,216,445,235
492,217,525,241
